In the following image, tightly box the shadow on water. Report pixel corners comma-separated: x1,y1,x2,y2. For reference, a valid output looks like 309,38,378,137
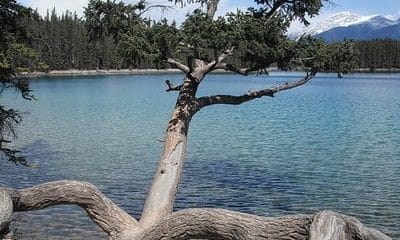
176,159,300,214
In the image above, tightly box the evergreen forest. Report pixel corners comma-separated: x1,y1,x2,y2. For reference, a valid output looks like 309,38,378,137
15,7,400,72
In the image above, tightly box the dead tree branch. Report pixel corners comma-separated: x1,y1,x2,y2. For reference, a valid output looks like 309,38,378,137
213,63,254,76
205,47,234,72
196,71,316,108
0,189,12,234
2,181,142,239
165,80,182,92
309,210,392,240
206,0,220,18
139,208,312,240
137,4,174,17
1,184,391,240
167,58,190,74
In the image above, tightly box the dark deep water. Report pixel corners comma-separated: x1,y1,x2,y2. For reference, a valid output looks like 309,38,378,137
0,72,399,239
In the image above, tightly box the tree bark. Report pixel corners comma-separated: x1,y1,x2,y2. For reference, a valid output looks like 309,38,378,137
197,71,316,108
1,184,393,240
3,180,141,239
139,209,312,240
310,210,392,240
140,67,206,228
206,0,220,18
0,189,12,235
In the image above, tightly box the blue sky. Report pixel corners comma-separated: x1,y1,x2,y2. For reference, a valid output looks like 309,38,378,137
224,0,400,16
19,0,400,20
326,0,399,15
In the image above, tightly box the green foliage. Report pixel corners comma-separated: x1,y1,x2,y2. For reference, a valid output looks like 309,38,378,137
85,0,145,42
23,8,126,70
227,11,288,70
326,41,360,74
181,10,234,59
0,0,42,165
280,37,359,74
167,0,209,8
81,0,358,74
117,24,151,67
147,20,181,65
251,0,326,25
84,0,149,68
355,39,400,71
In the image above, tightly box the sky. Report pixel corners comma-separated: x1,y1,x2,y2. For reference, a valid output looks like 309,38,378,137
18,0,400,25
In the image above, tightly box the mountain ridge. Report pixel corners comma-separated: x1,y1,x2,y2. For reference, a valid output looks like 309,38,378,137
289,12,400,42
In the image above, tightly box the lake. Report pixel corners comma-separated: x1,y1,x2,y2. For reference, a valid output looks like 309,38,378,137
0,72,399,239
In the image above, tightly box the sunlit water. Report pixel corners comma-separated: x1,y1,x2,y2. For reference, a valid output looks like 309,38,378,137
0,72,399,239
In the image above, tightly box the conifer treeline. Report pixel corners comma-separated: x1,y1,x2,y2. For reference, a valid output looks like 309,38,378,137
24,9,125,70
22,9,400,71
355,39,400,70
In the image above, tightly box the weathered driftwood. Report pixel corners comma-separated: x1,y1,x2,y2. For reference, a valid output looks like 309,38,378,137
138,209,312,240
3,181,141,239
0,189,12,234
310,210,392,240
0,181,392,240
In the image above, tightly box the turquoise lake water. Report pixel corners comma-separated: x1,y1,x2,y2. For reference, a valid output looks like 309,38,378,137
0,72,399,239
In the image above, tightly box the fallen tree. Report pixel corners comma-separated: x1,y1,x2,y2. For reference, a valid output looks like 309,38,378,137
0,0,391,239
0,181,391,239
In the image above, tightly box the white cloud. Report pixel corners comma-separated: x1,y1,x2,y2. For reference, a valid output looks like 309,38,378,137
25,0,89,17
24,0,250,22
215,0,249,17
143,0,201,25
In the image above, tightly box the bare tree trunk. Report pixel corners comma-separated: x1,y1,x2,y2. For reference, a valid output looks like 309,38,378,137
207,0,220,18
139,111,189,228
140,66,205,228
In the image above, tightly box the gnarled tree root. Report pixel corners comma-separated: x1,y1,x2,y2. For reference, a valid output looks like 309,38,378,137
0,188,12,237
0,181,392,240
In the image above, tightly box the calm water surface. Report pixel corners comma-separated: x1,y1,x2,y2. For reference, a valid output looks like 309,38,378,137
0,72,399,239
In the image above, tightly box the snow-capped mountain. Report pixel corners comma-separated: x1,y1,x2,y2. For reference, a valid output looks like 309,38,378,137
288,12,400,42
288,12,374,39
361,15,397,29
316,15,400,42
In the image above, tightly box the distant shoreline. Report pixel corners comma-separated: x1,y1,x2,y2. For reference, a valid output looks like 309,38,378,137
22,68,400,78
24,69,184,78
352,68,400,73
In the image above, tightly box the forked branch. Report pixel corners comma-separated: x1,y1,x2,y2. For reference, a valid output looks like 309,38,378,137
1,184,391,239
137,4,174,17
212,63,254,76
3,181,141,239
206,47,235,72
165,80,182,92
196,71,316,108
167,58,190,74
